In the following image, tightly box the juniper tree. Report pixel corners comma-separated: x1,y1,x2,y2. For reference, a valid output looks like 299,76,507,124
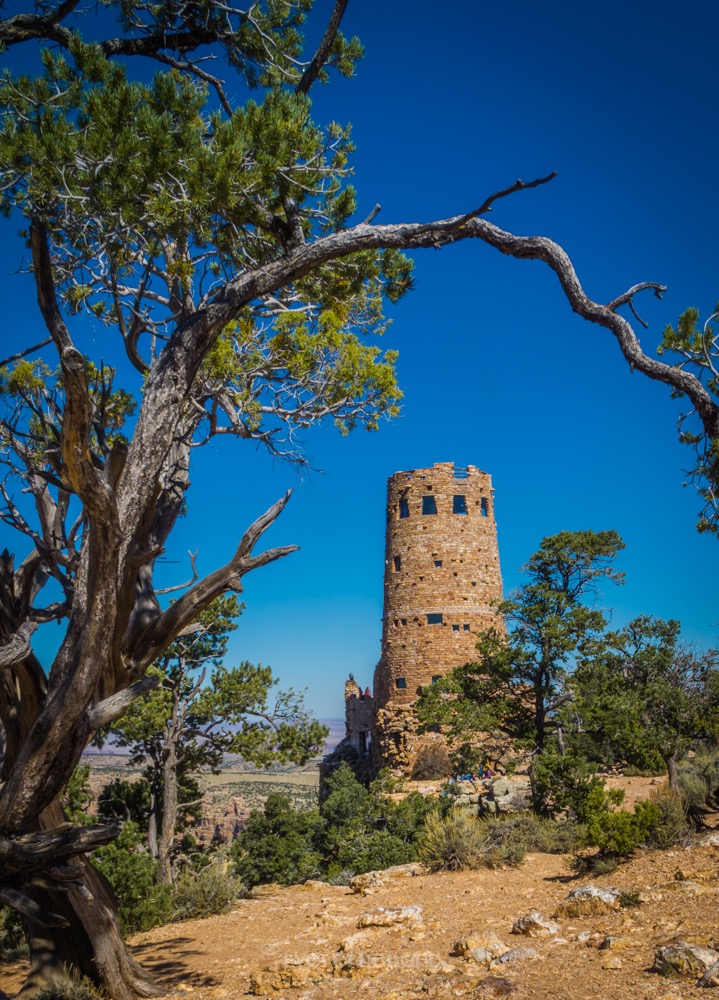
572,615,719,791
100,596,326,884
0,3,717,999
417,530,625,754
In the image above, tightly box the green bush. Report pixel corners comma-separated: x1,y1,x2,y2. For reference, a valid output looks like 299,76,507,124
531,749,620,822
0,906,26,963
231,793,324,887
483,812,586,855
36,972,108,1000
679,746,719,816
419,809,490,871
636,790,690,849
171,862,245,921
92,822,172,934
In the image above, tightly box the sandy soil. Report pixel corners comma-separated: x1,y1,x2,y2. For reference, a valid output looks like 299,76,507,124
3,834,719,1000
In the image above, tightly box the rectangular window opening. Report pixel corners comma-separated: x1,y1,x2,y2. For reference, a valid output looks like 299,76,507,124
453,494,468,515
399,498,410,519
463,624,470,631
432,675,442,683
422,495,437,515
395,677,407,689
481,498,489,517
434,559,442,568
452,624,460,632
393,555,401,571
427,613,443,625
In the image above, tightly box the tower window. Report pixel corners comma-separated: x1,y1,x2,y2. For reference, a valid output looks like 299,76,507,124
427,613,443,625
452,624,460,632
463,624,470,631
395,677,407,689
393,555,401,571
453,494,468,515
434,559,442,568
422,495,437,515
432,675,442,683
481,498,488,517
399,498,410,518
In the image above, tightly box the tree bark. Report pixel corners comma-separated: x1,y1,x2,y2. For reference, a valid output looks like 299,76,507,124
158,727,179,885
665,754,679,794
16,803,163,999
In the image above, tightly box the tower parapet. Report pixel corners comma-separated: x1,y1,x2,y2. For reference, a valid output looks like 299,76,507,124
373,461,503,712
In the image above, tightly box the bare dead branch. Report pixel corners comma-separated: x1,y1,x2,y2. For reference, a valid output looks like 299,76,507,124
297,0,350,95
607,281,667,329
128,491,298,670
360,203,382,225
0,622,37,670
0,336,53,367
86,674,161,730
455,172,558,227
0,1,78,50
156,549,200,595
0,887,69,928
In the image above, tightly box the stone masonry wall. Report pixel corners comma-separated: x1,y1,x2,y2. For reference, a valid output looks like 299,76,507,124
372,461,504,712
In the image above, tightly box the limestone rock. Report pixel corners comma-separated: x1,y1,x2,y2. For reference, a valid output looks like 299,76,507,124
490,947,541,967
698,958,719,988
338,930,372,952
554,884,621,918
599,935,634,951
479,777,532,815
453,930,508,956
357,904,423,928
652,941,719,978
453,930,509,965
701,831,719,847
332,952,389,978
250,953,330,994
348,862,424,895
511,911,559,937
602,956,623,970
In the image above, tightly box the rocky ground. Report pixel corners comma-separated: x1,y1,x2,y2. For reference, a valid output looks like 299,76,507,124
4,833,719,999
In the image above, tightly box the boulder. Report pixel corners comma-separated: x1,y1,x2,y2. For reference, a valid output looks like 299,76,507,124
554,884,621,918
652,941,719,978
348,862,424,895
511,911,559,937
357,904,423,928
490,947,541,967
599,935,634,951
453,930,509,965
602,957,623,970
479,777,532,815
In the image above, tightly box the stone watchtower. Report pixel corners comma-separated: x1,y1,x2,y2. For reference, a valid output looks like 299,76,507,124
372,461,504,770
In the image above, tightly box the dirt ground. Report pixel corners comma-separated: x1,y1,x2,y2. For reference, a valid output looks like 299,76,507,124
3,833,719,1000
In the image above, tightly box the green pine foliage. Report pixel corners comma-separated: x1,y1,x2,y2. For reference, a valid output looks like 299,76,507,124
92,822,172,934
658,304,719,535
231,763,437,886
231,792,325,887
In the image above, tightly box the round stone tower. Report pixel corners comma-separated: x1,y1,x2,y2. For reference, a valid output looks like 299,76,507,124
373,461,504,712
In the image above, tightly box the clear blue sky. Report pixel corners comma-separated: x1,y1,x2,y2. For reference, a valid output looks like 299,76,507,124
2,1,717,719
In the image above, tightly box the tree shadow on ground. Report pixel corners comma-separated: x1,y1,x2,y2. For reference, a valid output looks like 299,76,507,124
131,936,221,989
543,872,581,884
